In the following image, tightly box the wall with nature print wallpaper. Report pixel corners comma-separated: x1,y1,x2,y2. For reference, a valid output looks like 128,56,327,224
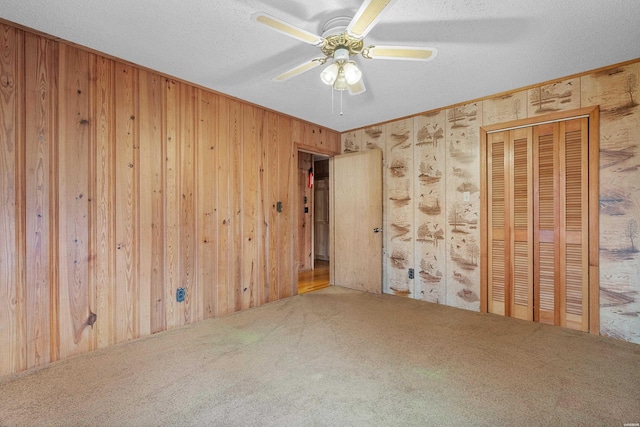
342,58,640,344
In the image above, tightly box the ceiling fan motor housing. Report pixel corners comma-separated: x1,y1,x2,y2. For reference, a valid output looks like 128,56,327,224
321,16,353,38
320,16,364,58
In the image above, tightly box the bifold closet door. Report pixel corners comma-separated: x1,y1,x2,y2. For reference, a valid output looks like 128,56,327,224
534,119,589,331
487,128,533,320
487,118,589,331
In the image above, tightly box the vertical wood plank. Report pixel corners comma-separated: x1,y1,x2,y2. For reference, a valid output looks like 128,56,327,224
0,24,26,376
14,27,27,375
0,24,16,371
256,109,267,306
57,44,92,359
278,117,295,298
266,111,279,303
86,54,97,352
93,55,115,348
138,69,163,335
242,104,258,310
180,83,196,324
113,63,139,342
164,79,180,328
229,99,243,313
305,123,320,149
325,130,340,153
216,96,230,317
47,42,60,366
197,89,218,319
24,32,55,369
291,119,304,146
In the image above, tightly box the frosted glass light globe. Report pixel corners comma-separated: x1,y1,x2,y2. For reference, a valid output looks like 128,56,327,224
342,62,362,85
320,63,339,85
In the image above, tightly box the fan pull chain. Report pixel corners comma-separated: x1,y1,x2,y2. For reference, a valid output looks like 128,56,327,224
331,86,334,115
330,88,344,116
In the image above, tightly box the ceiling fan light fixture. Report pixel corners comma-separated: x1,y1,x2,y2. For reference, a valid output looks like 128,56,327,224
333,72,350,91
342,61,362,85
255,0,436,101
320,63,340,85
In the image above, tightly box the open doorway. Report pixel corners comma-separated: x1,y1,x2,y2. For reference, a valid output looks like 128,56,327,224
298,151,331,294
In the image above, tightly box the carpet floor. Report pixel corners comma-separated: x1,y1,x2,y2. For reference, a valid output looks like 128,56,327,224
1,286,639,426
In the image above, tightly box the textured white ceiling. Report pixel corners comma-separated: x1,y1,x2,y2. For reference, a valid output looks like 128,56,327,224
1,0,639,132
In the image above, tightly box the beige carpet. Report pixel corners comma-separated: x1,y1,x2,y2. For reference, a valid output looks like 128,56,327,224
1,286,639,426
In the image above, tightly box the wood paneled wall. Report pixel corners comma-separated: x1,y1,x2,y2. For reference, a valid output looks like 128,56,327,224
0,21,339,376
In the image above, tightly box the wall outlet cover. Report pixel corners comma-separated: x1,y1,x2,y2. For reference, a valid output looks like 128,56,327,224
176,287,186,302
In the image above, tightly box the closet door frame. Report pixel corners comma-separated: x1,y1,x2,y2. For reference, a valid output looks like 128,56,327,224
480,106,600,335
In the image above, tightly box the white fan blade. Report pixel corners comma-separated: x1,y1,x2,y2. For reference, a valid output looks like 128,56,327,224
365,45,437,61
252,12,324,46
346,0,396,39
273,58,324,82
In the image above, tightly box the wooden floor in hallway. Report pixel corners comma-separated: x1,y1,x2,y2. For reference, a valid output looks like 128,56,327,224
298,260,330,294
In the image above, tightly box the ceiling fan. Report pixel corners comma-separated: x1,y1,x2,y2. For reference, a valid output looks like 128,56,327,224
252,0,437,96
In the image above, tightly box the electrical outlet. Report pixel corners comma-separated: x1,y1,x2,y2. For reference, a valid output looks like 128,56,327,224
176,287,186,302
408,268,414,279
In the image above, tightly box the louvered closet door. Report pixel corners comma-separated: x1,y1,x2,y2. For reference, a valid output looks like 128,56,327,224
487,132,507,316
511,128,533,320
534,118,589,331
487,118,589,331
533,123,558,325
487,129,533,320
